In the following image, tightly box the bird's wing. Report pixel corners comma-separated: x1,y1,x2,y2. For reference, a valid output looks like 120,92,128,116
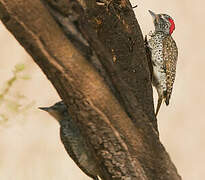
163,36,178,105
60,124,98,179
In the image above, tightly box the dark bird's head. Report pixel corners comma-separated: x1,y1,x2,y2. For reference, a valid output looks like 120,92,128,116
149,10,175,35
39,101,68,122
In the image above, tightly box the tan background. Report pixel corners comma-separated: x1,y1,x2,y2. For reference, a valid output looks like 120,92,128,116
0,0,203,179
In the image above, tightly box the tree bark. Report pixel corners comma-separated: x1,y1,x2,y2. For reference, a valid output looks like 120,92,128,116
0,0,182,179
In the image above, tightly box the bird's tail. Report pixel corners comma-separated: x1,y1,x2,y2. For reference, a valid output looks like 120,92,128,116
165,95,170,106
155,97,163,116
94,176,101,180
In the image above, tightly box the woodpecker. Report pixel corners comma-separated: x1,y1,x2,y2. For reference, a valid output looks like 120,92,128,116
146,10,178,116
39,101,100,180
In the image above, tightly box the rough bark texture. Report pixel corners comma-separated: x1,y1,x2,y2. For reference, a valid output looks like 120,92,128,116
0,0,182,179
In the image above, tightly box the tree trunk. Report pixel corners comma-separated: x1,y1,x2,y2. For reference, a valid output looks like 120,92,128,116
0,0,182,179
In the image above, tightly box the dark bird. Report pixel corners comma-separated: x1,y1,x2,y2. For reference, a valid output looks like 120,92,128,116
39,101,100,180
146,10,178,115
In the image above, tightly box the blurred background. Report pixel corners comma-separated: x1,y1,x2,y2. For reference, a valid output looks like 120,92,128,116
0,0,203,179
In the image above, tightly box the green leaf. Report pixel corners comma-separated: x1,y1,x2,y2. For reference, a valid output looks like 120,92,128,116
14,63,25,73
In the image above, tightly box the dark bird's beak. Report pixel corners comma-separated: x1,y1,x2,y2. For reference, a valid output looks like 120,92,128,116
38,107,50,112
148,10,159,23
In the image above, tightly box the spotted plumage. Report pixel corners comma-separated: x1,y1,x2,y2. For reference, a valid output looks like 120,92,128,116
163,36,178,105
39,102,100,180
146,10,178,115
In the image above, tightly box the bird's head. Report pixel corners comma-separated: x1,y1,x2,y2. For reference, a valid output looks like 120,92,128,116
149,10,175,35
39,101,67,122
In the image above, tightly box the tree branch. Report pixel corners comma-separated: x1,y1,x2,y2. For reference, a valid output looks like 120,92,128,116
0,0,181,179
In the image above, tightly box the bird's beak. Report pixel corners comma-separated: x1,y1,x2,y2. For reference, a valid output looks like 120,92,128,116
39,107,61,122
148,10,159,23
38,107,50,112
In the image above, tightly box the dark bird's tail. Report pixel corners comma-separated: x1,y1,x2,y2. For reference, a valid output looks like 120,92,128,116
93,176,100,180
155,97,163,116
165,95,170,106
